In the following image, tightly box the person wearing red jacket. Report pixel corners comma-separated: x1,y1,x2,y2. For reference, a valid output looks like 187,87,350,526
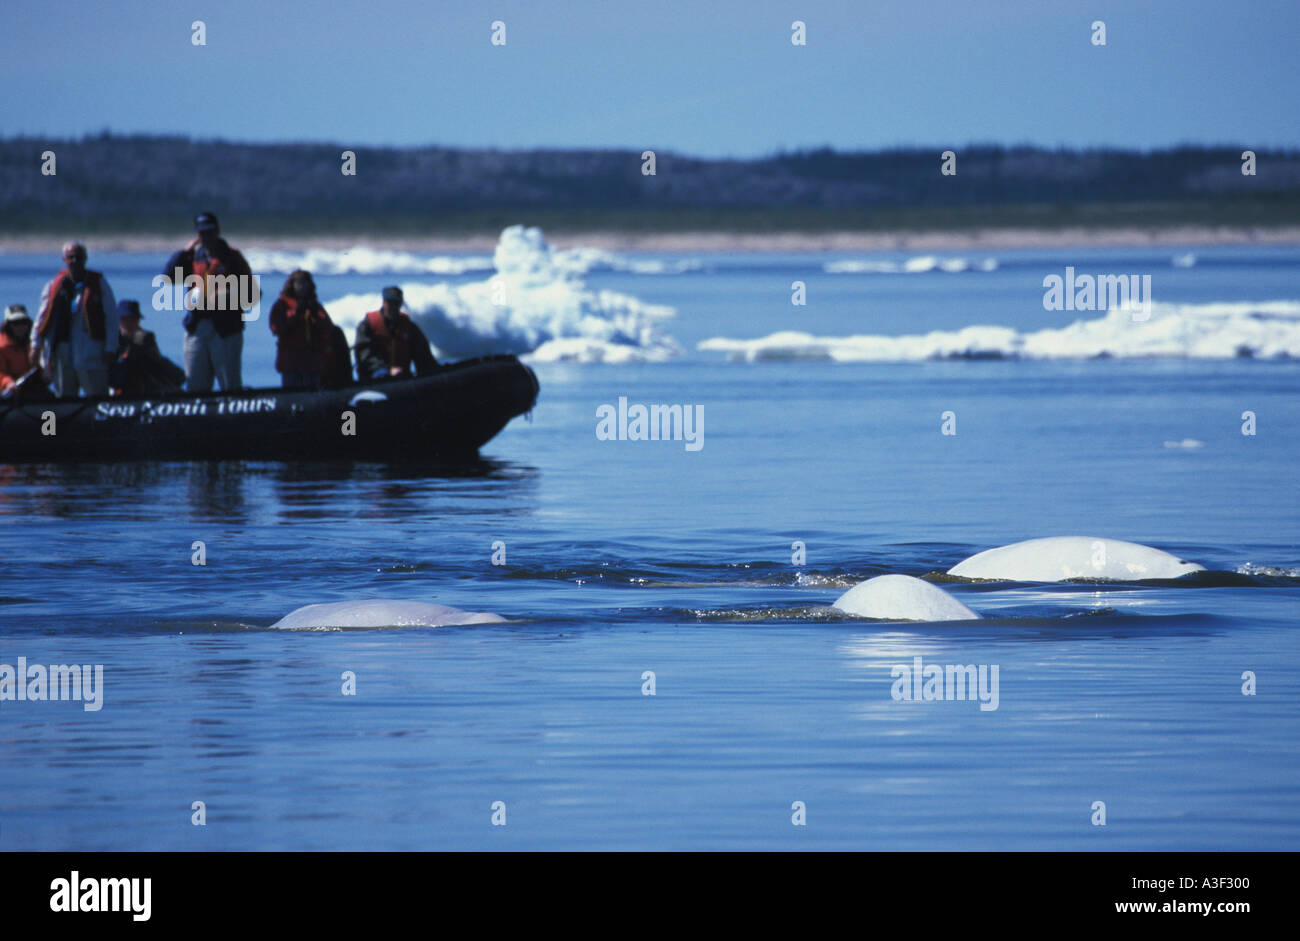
268,269,335,388
0,304,36,395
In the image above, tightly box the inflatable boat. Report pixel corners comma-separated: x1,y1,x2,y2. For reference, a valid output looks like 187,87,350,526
0,355,538,463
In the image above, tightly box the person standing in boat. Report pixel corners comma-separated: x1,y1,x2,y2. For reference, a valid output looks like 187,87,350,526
34,241,119,398
268,269,336,388
162,212,257,392
355,286,439,383
0,305,37,395
109,300,184,397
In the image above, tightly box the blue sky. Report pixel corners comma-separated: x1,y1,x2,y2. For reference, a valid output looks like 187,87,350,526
1,0,1295,156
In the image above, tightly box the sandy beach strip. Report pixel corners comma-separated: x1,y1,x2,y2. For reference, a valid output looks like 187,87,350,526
2,225,1298,256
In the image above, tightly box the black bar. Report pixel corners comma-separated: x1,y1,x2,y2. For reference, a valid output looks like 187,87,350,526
0,852,1286,928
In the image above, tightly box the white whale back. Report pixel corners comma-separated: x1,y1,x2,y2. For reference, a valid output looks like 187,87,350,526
270,600,506,630
948,537,1204,582
833,574,980,621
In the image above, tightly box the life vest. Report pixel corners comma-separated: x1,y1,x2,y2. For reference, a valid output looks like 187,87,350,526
36,269,107,342
273,296,333,374
276,296,328,345
0,329,35,390
186,237,245,313
365,310,415,371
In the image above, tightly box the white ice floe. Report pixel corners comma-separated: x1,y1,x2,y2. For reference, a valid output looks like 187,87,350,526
324,226,681,363
551,247,703,276
700,299,1300,362
824,255,998,275
245,246,494,276
247,241,699,279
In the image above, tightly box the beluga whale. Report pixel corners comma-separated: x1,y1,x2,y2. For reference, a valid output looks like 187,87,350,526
833,574,981,622
947,537,1204,582
270,600,506,630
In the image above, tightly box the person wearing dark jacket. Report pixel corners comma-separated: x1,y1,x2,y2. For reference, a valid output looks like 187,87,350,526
162,212,257,392
268,269,335,388
109,300,184,397
354,286,438,382
321,324,353,387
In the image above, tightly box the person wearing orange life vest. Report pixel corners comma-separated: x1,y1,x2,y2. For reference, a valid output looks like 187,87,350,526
34,241,119,398
162,212,258,392
268,269,336,388
0,305,37,396
354,286,438,383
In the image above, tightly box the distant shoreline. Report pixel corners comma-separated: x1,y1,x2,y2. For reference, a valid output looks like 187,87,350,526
3,225,1299,256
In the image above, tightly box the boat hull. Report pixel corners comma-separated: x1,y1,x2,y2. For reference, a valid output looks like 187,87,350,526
0,355,538,463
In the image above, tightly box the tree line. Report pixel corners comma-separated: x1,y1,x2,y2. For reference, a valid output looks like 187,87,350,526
2,134,1296,234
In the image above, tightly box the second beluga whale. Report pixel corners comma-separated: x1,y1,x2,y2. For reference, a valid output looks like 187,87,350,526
833,574,981,621
947,537,1204,582
269,600,506,630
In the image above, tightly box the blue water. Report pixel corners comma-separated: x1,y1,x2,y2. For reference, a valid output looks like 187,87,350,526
1,244,1298,849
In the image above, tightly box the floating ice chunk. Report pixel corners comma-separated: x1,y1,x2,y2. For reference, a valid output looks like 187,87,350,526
700,300,1300,362
324,226,681,363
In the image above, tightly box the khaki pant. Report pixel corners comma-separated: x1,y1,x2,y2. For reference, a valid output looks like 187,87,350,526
49,343,108,398
184,318,243,392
